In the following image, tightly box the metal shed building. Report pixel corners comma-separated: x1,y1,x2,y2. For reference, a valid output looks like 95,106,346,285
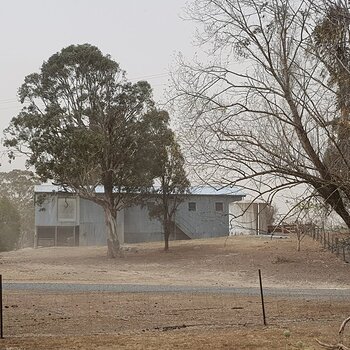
34,185,246,247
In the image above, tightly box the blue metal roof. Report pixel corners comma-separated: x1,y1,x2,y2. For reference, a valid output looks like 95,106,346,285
189,185,245,197
35,185,74,193
34,184,246,197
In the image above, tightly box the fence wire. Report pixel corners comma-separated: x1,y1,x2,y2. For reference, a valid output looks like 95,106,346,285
2,287,350,337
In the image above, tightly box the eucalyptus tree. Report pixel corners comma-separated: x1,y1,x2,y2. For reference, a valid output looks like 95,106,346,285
313,1,350,186
4,44,163,257
0,197,21,251
157,140,190,251
172,0,350,227
146,110,190,251
0,170,40,247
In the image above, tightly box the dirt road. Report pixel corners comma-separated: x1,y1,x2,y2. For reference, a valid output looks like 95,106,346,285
4,281,350,299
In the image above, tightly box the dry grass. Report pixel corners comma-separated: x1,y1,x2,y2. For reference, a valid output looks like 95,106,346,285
1,234,350,349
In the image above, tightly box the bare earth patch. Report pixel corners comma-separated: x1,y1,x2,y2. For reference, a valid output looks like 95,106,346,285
1,235,350,349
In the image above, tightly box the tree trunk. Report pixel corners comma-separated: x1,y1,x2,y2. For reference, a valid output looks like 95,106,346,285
104,205,120,258
164,218,171,251
317,184,350,229
297,236,301,252
164,233,169,251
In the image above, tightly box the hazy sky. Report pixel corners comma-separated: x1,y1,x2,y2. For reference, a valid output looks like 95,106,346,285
0,0,196,170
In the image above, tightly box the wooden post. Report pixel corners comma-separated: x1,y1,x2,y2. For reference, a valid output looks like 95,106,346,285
335,238,339,256
328,232,330,250
34,226,38,249
54,226,58,247
331,235,334,253
258,269,267,326
343,246,346,262
323,231,326,249
0,275,3,339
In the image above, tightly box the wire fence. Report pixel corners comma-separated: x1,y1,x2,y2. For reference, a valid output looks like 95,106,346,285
269,223,350,263
2,289,266,337
2,282,350,338
307,226,350,263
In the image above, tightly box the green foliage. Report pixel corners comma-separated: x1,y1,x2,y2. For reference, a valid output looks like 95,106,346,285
157,140,190,204
4,44,156,193
149,138,190,221
313,3,350,92
312,3,350,210
0,197,21,251
145,113,190,250
3,44,177,256
0,170,40,247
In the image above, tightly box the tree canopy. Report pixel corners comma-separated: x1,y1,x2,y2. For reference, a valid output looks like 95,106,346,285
0,170,40,247
147,110,190,250
4,44,173,257
0,196,21,251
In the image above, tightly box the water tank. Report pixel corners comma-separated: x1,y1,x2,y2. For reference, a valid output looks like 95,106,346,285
229,201,270,235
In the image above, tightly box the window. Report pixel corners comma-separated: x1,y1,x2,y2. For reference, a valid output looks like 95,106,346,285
215,202,224,212
188,202,196,211
57,197,77,222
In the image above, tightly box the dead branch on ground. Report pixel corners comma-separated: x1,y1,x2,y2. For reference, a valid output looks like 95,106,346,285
316,339,350,349
316,316,350,349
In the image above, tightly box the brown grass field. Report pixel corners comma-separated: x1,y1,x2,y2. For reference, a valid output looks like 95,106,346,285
1,235,350,349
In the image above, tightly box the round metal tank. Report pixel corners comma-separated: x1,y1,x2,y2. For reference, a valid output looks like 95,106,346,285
229,201,270,235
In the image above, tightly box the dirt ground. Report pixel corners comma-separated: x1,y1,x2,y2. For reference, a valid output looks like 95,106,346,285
1,235,350,349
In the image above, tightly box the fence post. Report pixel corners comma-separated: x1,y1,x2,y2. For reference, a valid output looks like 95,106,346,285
323,231,326,249
0,275,3,339
335,238,339,256
343,245,346,262
258,269,267,326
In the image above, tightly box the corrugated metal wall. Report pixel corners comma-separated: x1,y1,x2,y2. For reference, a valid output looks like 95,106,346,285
124,204,163,243
79,198,106,246
35,193,243,246
175,195,234,239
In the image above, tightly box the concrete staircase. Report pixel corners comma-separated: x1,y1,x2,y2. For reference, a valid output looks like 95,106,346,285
169,216,196,240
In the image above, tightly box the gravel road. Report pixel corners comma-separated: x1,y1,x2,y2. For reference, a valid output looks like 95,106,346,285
4,282,350,299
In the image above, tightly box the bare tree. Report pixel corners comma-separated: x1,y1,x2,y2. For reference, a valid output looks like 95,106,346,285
171,0,350,228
